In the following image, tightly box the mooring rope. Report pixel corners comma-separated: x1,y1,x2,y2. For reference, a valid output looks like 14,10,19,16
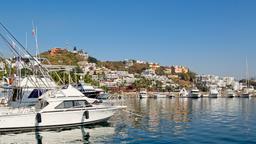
123,109,144,118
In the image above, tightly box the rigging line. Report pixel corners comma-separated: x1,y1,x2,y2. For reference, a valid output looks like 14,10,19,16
0,23,35,60
1,32,49,89
0,22,57,88
0,33,19,56
0,22,52,85
44,58,64,85
6,35,28,57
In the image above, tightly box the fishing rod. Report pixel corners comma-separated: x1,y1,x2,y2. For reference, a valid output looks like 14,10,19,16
0,23,53,88
0,22,57,88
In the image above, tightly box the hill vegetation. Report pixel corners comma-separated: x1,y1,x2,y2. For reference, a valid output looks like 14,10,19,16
39,50,98,65
97,61,149,74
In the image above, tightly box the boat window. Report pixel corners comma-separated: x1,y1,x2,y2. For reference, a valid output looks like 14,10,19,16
55,102,64,109
74,100,89,108
12,88,23,101
55,100,91,109
64,101,73,108
35,99,49,110
28,89,44,98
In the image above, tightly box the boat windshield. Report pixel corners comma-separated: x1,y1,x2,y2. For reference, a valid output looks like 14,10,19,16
35,99,49,110
55,100,92,109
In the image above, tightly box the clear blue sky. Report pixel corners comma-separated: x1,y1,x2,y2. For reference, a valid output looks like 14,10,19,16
0,0,256,78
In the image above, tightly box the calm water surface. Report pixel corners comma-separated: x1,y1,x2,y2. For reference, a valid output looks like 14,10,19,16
1,97,256,144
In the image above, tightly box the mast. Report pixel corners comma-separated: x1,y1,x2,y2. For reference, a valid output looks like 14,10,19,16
0,22,55,89
32,21,39,59
246,57,249,88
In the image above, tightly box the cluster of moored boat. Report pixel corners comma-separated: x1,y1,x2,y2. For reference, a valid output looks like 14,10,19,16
138,87,255,99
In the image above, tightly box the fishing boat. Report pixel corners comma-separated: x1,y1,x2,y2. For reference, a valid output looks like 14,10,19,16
224,89,235,98
8,75,57,107
0,85,125,132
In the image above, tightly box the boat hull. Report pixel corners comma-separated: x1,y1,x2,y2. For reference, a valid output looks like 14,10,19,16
82,92,100,99
156,94,167,98
0,108,118,133
188,94,200,98
226,96,234,98
240,94,250,98
0,117,111,133
208,94,218,98
225,94,234,98
139,94,148,98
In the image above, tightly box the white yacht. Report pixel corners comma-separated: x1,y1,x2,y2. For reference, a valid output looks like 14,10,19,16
188,88,200,98
224,89,235,98
75,82,104,99
0,85,125,132
8,76,57,107
208,88,220,98
139,90,148,98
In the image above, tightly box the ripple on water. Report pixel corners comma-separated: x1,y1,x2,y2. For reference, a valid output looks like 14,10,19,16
1,98,256,143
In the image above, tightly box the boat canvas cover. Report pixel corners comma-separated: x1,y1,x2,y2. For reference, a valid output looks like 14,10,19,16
14,76,57,88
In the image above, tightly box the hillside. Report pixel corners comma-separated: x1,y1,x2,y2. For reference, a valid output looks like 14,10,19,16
39,49,98,65
97,61,149,74
39,48,149,74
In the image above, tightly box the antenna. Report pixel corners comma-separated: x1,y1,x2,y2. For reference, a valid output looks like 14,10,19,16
25,32,28,50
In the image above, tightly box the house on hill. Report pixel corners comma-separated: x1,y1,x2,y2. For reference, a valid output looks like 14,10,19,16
171,66,189,74
72,46,78,54
78,49,89,60
49,48,67,56
72,46,89,60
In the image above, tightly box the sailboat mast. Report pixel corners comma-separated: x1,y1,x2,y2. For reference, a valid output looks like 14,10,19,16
246,57,249,87
35,27,39,58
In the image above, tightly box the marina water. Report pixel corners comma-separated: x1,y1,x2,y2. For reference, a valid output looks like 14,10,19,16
1,97,256,143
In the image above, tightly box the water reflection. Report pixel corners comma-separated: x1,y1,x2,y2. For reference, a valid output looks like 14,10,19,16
1,98,256,143
0,123,114,144
113,97,256,143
